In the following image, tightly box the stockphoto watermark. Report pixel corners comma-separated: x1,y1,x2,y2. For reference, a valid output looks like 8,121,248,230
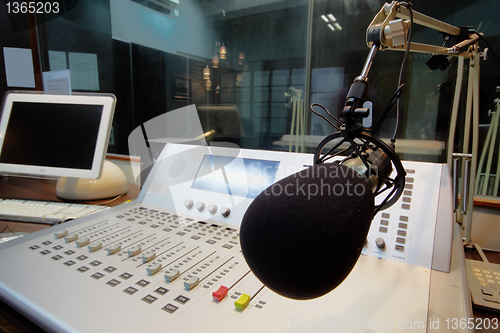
258,164,374,200
290,316,499,331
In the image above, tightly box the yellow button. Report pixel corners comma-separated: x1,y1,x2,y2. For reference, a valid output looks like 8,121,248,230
235,294,250,311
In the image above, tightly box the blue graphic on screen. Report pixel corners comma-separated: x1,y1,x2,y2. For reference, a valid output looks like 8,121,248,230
192,155,280,199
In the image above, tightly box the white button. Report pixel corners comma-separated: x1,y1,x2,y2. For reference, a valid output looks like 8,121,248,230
195,202,205,211
208,204,218,214
220,207,230,217
106,243,121,255
184,200,194,209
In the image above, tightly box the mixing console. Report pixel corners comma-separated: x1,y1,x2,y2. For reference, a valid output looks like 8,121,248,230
0,144,465,332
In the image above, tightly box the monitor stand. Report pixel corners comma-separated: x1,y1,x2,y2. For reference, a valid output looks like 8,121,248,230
56,161,129,201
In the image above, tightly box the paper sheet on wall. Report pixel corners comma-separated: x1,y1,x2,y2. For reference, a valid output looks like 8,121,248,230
48,50,68,71
68,52,99,91
3,47,36,88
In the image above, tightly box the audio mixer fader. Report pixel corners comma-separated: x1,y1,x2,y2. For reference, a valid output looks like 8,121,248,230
0,144,470,332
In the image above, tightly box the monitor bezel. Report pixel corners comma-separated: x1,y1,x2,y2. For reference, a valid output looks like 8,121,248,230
0,91,116,180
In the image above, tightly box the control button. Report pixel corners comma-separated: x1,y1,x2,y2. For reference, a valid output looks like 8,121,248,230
184,276,200,290
162,303,179,314
174,295,190,304
213,285,229,302
165,269,180,282
396,237,406,244
88,241,102,252
142,250,156,263
184,200,194,209
54,229,68,239
235,294,251,311
375,238,386,249
106,243,121,255
76,237,90,247
147,262,163,275
64,232,78,243
220,207,231,218
207,204,218,215
142,294,158,304
128,245,141,257
195,202,205,212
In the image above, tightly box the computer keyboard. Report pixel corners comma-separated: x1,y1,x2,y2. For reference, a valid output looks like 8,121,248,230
0,199,109,224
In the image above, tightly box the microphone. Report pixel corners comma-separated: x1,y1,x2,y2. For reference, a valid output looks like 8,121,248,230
240,126,405,301
240,162,375,300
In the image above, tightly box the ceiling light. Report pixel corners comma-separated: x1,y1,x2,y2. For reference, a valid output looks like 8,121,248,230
321,15,328,22
327,24,335,31
327,14,336,22
333,22,342,30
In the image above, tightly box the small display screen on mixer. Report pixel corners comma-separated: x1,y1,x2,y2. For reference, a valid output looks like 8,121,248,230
192,155,280,198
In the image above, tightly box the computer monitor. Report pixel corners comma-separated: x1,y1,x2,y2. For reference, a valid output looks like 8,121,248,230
0,91,116,180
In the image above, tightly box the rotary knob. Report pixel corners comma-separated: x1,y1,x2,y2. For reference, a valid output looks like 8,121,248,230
195,202,205,212
207,204,218,214
375,237,386,249
220,207,230,218
184,199,194,209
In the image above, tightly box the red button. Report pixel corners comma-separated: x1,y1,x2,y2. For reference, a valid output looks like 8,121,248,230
212,285,229,302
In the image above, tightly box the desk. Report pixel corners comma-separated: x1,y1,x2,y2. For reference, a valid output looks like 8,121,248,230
0,176,140,233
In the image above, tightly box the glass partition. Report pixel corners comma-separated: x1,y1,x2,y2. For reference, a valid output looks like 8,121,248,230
3,0,499,197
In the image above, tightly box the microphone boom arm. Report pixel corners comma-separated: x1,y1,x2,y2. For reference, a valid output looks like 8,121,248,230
367,1,481,59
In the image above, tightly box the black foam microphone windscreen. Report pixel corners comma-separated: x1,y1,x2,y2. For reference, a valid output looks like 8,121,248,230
240,163,375,300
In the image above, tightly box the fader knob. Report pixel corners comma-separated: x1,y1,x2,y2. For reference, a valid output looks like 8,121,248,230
64,232,78,243
195,202,205,212
208,204,218,214
88,241,102,252
184,200,194,209
165,268,180,282
128,245,141,257
76,237,90,247
106,243,121,255
142,250,156,263
375,237,386,249
147,262,163,275
54,229,68,239
184,276,200,290
220,207,231,218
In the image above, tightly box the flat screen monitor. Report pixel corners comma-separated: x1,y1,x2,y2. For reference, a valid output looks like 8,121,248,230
0,91,116,179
